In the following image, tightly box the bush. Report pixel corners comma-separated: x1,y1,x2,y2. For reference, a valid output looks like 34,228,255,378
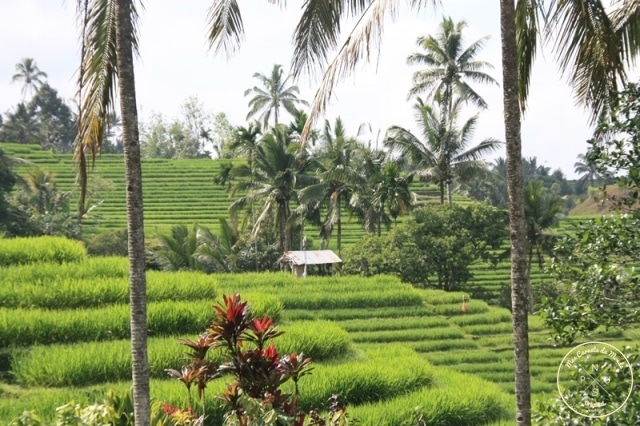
83,229,128,257
343,204,507,290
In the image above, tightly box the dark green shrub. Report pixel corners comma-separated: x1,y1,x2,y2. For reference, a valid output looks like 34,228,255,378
83,228,128,256
343,204,507,290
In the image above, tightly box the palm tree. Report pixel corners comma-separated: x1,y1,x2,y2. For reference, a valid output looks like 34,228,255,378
12,58,48,100
372,162,415,225
407,17,498,113
349,142,391,236
385,95,501,205
523,180,562,311
298,117,364,255
244,64,309,129
574,153,600,189
0,103,40,144
75,0,149,422
287,2,640,424
153,224,203,272
229,125,315,253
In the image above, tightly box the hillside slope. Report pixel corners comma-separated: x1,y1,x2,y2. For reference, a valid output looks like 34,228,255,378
1,143,469,242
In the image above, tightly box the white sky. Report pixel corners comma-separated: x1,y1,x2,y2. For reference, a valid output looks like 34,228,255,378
0,0,603,178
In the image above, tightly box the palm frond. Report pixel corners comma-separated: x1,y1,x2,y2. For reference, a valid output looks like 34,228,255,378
548,0,626,122
297,0,398,143
207,0,245,57
611,1,640,66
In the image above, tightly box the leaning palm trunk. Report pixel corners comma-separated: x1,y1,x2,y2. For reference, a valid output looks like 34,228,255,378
115,0,150,423
500,1,531,424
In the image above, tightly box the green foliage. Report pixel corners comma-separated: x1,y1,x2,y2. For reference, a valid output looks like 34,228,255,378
0,148,17,230
140,97,215,159
534,347,640,425
4,167,81,239
540,214,640,344
0,236,86,266
275,321,350,361
344,203,507,290
8,389,134,426
83,228,128,256
587,82,640,210
26,84,76,153
164,294,348,425
0,267,218,310
351,368,509,425
0,300,222,347
10,319,347,388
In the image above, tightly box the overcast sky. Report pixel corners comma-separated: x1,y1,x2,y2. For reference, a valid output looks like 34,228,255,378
0,0,603,178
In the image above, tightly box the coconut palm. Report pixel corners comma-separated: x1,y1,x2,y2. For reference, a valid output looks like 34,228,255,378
0,103,40,144
574,153,600,189
229,125,315,253
11,58,48,100
75,0,153,422
298,117,364,255
348,142,391,236
75,1,302,420
407,17,498,112
385,95,501,205
523,180,562,311
372,162,415,225
244,64,309,129
287,1,640,424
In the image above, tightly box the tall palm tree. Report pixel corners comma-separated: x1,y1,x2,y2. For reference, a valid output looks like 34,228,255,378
349,142,391,236
11,58,48,100
298,117,364,255
407,17,498,113
287,2,640,424
244,64,309,129
523,180,562,310
574,153,600,189
229,125,315,253
75,0,147,422
372,162,415,225
385,95,501,205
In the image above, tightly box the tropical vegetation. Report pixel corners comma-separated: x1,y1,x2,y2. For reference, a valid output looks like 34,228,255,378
1,0,640,424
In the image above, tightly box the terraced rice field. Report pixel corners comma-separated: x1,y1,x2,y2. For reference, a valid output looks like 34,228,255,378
1,143,469,238
2,143,601,306
1,237,637,424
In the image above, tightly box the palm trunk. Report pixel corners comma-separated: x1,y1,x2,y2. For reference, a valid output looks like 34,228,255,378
337,194,342,257
499,1,531,424
447,180,453,205
115,1,150,424
439,181,445,205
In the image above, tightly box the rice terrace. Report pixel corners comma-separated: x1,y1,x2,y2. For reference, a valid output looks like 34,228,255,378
0,142,639,425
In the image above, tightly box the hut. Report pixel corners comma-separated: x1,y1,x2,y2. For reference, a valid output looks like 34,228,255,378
278,250,342,277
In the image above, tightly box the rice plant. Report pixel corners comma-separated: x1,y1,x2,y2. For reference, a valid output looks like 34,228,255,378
11,320,349,387
0,236,87,266
349,327,465,344
350,368,511,425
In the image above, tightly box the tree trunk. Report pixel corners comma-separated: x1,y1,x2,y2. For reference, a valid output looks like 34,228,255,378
115,1,150,424
447,180,453,205
499,1,531,424
337,194,342,257
439,181,445,205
